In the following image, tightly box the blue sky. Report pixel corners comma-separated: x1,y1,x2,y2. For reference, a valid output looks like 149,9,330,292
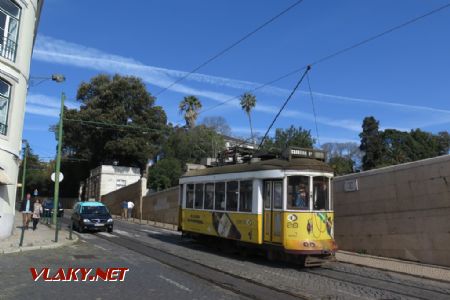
24,0,450,159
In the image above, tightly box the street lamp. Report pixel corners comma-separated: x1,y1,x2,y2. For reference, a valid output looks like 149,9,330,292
20,140,28,201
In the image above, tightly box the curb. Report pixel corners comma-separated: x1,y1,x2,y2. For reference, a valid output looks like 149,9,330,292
1,234,79,254
336,250,450,283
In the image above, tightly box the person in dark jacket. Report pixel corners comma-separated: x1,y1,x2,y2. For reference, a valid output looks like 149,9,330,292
19,193,34,229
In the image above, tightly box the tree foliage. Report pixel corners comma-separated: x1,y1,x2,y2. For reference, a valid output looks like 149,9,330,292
147,158,182,191
261,125,315,154
359,116,384,170
18,148,52,197
240,92,257,142
201,116,231,136
179,96,202,128
359,116,450,170
322,142,362,175
60,74,167,171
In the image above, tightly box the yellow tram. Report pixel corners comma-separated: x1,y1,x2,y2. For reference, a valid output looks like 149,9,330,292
179,147,337,266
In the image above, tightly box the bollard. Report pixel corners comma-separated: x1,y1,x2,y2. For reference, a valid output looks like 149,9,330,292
54,217,59,243
68,218,73,240
19,225,25,247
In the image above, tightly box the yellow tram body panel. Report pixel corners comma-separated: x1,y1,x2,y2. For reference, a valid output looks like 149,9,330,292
182,209,262,244
181,209,336,253
283,211,336,253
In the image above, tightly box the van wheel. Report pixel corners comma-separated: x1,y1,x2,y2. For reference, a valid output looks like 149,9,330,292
107,227,113,233
78,222,85,233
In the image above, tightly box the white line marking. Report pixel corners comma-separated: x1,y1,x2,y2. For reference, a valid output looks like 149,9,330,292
114,229,132,237
94,244,107,251
97,232,117,238
158,275,192,292
140,229,162,235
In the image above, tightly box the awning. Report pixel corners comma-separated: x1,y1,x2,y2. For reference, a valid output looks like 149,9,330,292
0,168,12,185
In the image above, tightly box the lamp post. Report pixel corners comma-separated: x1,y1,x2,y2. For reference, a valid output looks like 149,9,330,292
53,92,65,242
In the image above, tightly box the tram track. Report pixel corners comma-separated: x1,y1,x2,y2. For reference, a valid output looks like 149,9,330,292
70,217,447,300
61,214,450,299
93,231,309,300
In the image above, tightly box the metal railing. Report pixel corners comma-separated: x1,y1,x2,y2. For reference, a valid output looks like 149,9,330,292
0,35,17,62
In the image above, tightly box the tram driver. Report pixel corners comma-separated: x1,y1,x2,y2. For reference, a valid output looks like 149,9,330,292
293,185,309,209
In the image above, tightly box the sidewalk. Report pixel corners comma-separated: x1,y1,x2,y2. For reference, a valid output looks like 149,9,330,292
336,250,450,283
0,214,78,254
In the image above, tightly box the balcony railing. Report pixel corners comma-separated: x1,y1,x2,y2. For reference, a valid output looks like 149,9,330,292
0,122,6,135
0,35,16,62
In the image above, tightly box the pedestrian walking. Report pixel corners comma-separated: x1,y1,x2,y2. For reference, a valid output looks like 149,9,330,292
127,201,135,220
32,198,43,231
19,193,33,229
121,200,128,219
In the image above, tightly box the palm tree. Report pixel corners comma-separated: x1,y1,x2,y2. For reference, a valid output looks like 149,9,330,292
240,92,257,143
179,96,202,128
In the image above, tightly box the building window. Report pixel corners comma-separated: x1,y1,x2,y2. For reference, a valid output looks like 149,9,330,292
116,179,126,189
239,180,252,212
0,0,20,61
0,78,11,135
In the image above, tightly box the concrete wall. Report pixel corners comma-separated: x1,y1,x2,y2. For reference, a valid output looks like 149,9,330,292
0,0,43,239
101,178,146,217
142,187,179,226
333,155,450,267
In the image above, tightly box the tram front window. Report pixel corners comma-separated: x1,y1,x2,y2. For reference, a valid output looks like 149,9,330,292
313,177,330,210
287,176,310,210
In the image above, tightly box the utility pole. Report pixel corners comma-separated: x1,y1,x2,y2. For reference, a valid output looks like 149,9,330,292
20,142,28,200
52,92,65,235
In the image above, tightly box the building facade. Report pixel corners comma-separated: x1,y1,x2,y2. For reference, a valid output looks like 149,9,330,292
0,0,43,239
83,165,141,201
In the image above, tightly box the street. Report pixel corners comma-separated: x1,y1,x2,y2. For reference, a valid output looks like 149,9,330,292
1,216,449,300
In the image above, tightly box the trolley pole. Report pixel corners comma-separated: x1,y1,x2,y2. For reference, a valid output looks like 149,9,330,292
53,92,65,242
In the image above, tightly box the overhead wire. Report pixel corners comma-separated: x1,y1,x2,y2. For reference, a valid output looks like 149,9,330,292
195,2,450,117
256,66,311,152
155,0,305,96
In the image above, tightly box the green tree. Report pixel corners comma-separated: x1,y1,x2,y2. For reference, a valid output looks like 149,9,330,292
163,125,225,166
262,125,315,154
322,142,361,174
328,156,354,176
60,74,167,171
359,116,384,170
147,158,183,191
240,92,257,142
18,148,52,196
179,96,202,128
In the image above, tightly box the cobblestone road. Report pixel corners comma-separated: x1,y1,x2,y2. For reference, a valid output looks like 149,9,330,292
105,220,450,299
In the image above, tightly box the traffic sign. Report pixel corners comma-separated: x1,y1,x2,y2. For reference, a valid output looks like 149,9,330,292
51,172,64,182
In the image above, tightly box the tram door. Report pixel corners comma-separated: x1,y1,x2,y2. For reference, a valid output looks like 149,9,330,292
263,180,283,243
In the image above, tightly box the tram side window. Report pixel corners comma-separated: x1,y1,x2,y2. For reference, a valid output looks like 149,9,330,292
186,184,194,208
313,177,329,210
273,181,283,209
194,183,204,209
215,182,225,210
239,180,252,212
264,181,271,209
226,181,238,211
204,183,214,209
287,176,310,210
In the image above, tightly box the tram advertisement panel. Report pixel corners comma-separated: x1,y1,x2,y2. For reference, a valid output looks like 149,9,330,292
284,212,336,252
182,210,262,244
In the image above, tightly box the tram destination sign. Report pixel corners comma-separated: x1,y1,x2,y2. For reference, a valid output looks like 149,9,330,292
283,147,326,161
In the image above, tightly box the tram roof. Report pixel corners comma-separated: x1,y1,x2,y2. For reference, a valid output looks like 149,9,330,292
182,158,333,178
